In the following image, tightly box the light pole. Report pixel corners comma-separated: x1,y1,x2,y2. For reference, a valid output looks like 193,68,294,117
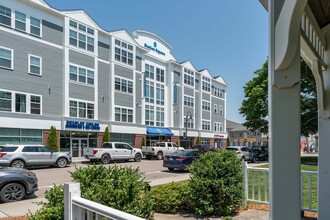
185,112,193,149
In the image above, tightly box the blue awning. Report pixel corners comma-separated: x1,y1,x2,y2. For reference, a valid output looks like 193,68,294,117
146,127,174,136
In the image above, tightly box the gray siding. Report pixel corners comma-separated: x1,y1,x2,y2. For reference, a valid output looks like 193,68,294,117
114,64,133,79
98,62,110,121
212,97,225,123
69,50,94,68
202,92,210,101
114,93,133,107
42,20,63,46
195,91,200,129
184,107,194,116
69,83,94,101
173,85,181,128
98,41,110,61
135,72,142,124
202,111,210,120
0,31,63,117
195,76,200,90
136,56,142,72
184,87,194,97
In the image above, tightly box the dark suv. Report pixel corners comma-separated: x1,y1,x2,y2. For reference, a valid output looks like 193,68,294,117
192,144,215,152
250,146,268,161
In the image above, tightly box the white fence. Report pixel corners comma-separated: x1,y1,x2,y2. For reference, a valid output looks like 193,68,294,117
64,182,145,220
242,162,318,213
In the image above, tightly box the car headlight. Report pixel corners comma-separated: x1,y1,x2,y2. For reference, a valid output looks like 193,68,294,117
22,172,36,177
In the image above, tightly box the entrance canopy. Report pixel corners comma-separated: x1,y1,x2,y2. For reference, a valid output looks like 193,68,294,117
146,127,174,136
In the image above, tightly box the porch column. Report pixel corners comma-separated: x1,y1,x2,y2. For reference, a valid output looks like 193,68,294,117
269,0,306,219
318,37,330,219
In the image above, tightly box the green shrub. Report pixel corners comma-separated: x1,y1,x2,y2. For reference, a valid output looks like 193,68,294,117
29,184,64,220
187,150,244,216
30,165,154,219
70,165,154,219
47,126,59,152
151,181,189,213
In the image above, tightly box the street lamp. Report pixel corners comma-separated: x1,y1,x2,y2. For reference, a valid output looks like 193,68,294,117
185,112,193,149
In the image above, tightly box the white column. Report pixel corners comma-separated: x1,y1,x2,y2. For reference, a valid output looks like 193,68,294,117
269,0,305,219
318,36,330,219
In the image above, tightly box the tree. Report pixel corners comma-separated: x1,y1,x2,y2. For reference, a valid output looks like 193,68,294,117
141,137,146,146
239,59,318,135
102,127,110,143
47,126,59,152
226,137,230,147
195,136,201,144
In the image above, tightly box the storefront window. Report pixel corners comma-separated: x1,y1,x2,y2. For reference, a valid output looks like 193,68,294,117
0,128,42,145
110,133,134,146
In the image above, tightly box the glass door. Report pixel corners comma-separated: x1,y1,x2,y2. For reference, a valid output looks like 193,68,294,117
71,139,88,158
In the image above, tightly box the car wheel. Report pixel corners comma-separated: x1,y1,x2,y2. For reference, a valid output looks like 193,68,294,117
156,152,163,160
134,153,142,162
0,183,25,203
10,160,25,169
146,155,152,160
56,158,68,168
168,168,175,171
101,154,111,164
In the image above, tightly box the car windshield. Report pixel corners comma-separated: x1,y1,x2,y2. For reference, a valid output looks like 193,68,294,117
0,146,18,152
226,148,238,151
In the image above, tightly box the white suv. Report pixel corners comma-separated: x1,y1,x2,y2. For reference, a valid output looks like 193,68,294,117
0,145,72,168
226,146,256,162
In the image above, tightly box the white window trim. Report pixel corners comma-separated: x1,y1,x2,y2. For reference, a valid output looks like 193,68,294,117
183,68,195,88
219,105,224,115
0,88,42,115
113,38,134,67
202,120,211,131
0,46,14,70
14,10,26,32
114,75,134,95
69,63,95,86
0,4,12,28
69,99,95,119
214,104,218,114
28,54,42,76
202,100,211,111
29,16,42,38
114,105,134,123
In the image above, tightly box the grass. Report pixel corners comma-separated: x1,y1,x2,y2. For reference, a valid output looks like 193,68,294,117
247,157,318,210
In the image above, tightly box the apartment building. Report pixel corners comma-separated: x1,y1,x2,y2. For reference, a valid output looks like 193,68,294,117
0,0,228,157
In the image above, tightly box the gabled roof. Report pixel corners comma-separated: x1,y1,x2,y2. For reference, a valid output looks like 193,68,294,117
226,120,247,132
199,69,213,78
214,75,229,86
109,29,138,46
30,0,50,7
180,60,198,72
62,10,101,29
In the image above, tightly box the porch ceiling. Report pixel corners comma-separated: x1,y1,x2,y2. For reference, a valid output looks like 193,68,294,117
308,0,330,29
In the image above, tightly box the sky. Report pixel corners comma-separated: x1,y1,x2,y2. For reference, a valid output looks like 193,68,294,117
46,0,268,123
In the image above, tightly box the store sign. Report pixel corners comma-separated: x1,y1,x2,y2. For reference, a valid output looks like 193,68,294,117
65,120,100,131
214,134,225,138
144,42,165,56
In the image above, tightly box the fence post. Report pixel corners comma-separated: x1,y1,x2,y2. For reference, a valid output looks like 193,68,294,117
242,160,248,207
64,182,81,220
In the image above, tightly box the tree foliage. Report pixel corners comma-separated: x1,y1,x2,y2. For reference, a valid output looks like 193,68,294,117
102,127,110,143
141,137,146,146
239,59,317,135
47,126,59,152
196,136,201,144
226,137,230,147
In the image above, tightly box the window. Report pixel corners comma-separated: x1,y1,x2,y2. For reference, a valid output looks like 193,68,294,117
115,107,133,123
202,100,210,111
69,64,94,85
184,68,194,86
0,91,11,112
156,84,164,105
214,87,225,98
69,20,94,52
15,93,26,113
28,55,42,76
114,39,133,65
15,11,26,31
219,105,223,115
214,122,223,132
145,105,154,126
30,17,40,37
156,107,164,126
145,80,154,103
30,95,40,114
114,77,133,94
202,76,211,92
69,100,94,119
156,68,165,82
145,64,154,79
184,96,194,107
0,5,11,27
214,104,218,114
202,120,211,131
0,47,13,69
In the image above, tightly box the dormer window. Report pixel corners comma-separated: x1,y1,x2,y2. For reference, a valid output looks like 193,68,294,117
184,68,194,86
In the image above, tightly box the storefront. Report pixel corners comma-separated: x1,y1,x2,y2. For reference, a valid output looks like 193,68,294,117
214,134,225,149
60,120,100,158
0,128,43,145
146,127,173,146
